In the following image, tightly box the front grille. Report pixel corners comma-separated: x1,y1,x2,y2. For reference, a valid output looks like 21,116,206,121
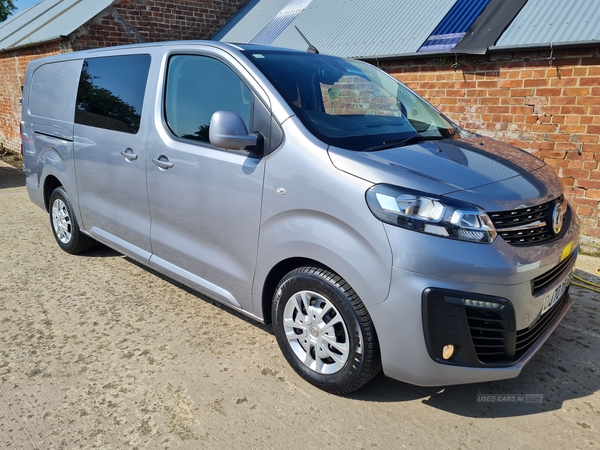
489,197,566,247
515,292,568,358
465,308,509,363
465,292,567,363
531,252,575,296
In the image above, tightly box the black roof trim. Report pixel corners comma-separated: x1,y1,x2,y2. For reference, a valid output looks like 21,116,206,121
451,0,528,55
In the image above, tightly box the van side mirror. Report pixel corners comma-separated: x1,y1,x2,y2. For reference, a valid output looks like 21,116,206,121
209,111,259,151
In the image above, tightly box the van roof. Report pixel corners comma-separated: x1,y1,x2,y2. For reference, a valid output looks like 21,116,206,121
32,40,311,62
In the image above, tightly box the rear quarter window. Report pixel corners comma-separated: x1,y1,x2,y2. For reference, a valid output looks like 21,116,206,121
30,60,82,122
75,54,151,134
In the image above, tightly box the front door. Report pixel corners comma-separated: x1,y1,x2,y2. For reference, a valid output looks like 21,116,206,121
147,53,266,311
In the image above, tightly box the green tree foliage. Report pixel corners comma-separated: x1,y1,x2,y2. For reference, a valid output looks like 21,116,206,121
0,0,16,22
182,124,210,142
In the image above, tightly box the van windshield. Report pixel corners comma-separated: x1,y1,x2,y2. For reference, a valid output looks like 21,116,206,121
243,49,455,151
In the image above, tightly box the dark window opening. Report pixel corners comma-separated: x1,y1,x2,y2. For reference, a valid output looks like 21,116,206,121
164,55,253,144
75,54,151,134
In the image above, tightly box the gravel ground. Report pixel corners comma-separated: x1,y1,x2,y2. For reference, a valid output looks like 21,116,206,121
0,160,599,449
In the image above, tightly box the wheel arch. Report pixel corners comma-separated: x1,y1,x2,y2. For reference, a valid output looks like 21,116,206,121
43,175,63,211
261,257,333,324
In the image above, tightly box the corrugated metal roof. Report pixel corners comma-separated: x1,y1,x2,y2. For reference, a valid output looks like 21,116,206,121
431,0,491,35
0,0,115,51
213,0,293,43
419,0,490,52
217,0,457,59
452,0,527,54
495,0,600,48
251,0,314,45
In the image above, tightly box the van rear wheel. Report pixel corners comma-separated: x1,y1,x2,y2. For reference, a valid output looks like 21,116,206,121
272,266,381,394
49,187,95,254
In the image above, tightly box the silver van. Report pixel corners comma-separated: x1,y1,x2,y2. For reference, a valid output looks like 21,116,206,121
22,41,580,393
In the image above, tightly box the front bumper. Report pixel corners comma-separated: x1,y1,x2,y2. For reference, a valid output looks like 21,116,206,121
367,211,579,387
369,265,574,386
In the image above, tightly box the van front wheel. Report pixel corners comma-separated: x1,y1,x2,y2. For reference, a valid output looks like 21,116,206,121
272,266,381,394
49,187,95,254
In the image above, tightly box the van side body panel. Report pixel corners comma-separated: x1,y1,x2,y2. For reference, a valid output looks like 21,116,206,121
252,117,394,312
23,58,83,215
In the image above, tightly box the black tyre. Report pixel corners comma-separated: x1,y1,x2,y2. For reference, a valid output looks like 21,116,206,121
49,187,95,254
272,266,381,394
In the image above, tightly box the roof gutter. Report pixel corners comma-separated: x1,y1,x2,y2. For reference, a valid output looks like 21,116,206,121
357,40,600,63
357,50,454,62
0,35,69,52
490,40,600,52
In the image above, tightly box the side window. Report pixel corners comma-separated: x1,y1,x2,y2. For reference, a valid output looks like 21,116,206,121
165,55,252,143
75,54,151,134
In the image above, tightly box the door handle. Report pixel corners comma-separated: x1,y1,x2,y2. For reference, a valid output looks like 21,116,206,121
120,148,139,161
152,156,174,170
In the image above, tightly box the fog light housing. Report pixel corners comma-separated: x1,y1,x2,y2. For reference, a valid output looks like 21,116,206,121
442,344,455,360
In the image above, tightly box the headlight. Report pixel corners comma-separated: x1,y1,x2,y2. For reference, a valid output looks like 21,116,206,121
366,184,497,243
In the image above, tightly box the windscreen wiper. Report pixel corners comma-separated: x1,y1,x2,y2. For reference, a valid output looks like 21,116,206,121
363,134,445,152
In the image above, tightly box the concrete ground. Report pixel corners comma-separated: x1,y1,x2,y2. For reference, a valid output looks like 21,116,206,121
0,160,598,449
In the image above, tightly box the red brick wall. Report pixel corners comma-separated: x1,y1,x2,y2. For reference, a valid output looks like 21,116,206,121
70,0,248,50
380,47,600,253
